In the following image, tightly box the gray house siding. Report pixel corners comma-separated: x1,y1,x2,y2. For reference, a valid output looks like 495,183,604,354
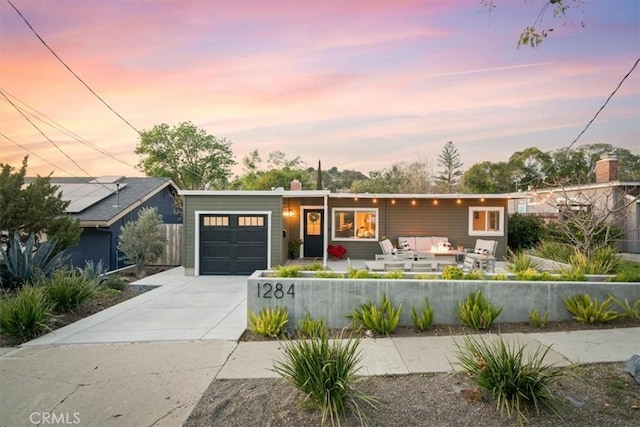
183,195,283,275
327,197,508,259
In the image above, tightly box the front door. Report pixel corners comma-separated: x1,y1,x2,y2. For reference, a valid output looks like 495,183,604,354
303,209,323,258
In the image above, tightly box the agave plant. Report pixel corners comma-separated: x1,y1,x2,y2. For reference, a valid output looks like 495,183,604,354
0,233,70,290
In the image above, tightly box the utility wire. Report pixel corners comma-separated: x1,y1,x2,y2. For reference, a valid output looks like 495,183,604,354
0,131,76,176
0,88,139,171
6,0,140,134
0,90,104,182
519,56,640,189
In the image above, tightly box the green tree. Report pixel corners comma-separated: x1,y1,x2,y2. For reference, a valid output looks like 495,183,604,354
507,213,545,250
316,160,323,190
118,207,165,278
0,156,79,250
461,161,515,193
136,122,236,190
231,150,312,190
436,142,463,193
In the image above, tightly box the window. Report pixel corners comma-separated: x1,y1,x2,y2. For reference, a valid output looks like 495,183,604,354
468,207,504,236
306,211,321,236
238,216,264,227
203,216,229,227
332,208,378,240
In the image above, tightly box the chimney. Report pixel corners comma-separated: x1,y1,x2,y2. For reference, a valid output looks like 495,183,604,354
595,154,619,183
290,179,302,191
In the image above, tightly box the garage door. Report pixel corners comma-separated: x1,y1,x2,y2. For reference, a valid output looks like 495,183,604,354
199,214,268,274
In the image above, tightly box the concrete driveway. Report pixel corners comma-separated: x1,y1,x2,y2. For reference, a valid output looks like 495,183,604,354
24,267,248,346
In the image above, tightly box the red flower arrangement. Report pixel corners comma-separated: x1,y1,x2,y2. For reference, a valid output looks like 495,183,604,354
327,244,347,259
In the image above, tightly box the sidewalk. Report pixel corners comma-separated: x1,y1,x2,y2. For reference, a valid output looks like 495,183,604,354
217,327,640,379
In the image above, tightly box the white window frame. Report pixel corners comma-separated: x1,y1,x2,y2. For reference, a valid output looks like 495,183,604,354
468,206,504,236
331,207,379,241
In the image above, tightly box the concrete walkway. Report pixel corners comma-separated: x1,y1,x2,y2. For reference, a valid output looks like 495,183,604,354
1,264,639,426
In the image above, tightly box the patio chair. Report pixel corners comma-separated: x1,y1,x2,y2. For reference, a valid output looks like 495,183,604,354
463,239,498,272
383,261,405,271
376,239,414,260
411,261,434,272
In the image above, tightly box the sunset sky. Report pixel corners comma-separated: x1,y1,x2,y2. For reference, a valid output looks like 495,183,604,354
1,0,638,181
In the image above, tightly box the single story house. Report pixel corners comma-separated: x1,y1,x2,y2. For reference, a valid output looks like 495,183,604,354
179,186,509,275
508,154,640,253
43,176,181,270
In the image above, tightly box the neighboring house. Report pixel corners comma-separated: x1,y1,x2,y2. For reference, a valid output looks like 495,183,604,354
508,154,640,253
33,176,181,270
180,183,509,275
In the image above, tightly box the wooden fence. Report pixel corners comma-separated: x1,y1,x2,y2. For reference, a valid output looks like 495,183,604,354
151,223,183,266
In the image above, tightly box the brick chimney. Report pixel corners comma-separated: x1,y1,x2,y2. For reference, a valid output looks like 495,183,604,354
290,179,302,191
595,154,619,183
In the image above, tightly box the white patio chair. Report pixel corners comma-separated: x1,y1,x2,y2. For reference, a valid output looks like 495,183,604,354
410,261,434,272
384,261,405,271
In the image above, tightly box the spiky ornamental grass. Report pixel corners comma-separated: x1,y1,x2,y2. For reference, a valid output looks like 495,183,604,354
563,293,622,324
457,288,502,331
347,293,402,335
455,335,569,425
0,285,53,339
410,296,434,331
273,334,376,427
247,306,288,337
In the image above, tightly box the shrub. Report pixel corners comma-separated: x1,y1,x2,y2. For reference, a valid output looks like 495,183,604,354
610,270,640,282
315,270,341,279
0,285,53,339
508,213,545,251
0,233,70,291
347,293,402,335
454,335,567,424
346,268,372,279
441,265,463,280
610,296,640,322
563,294,622,324
385,270,405,279
491,273,508,281
269,265,302,278
531,241,573,264
38,269,96,312
248,306,289,337
463,270,487,280
118,207,164,278
327,244,347,259
297,313,328,340
414,273,437,280
564,247,622,275
302,262,326,271
273,334,376,426
529,309,549,328
514,269,555,281
101,275,127,291
505,249,541,273
457,288,502,331
410,297,434,331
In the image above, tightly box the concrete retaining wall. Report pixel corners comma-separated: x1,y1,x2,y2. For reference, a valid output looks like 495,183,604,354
247,271,640,329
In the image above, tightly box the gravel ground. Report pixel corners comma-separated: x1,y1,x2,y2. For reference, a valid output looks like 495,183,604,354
186,363,640,426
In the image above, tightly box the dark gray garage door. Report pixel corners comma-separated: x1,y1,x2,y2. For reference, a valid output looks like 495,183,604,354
199,214,268,275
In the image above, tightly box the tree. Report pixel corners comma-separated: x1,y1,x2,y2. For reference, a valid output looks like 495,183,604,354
316,160,323,190
482,0,587,48
436,142,463,193
231,150,313,190
118,207,165,278
136,122,236,190
0,156,80,249
461,161,515,193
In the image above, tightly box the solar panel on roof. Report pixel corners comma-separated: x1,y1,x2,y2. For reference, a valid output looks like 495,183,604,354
55,182,127,213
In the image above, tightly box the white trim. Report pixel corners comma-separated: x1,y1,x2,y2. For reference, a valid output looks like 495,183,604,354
331,207,380,241
194,210,272,276
299,205,324,258
468,206,504,237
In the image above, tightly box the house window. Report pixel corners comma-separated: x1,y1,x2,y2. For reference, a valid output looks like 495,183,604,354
332,208,378,240
238,216,264,227
468,207,504,236
203,216,229,227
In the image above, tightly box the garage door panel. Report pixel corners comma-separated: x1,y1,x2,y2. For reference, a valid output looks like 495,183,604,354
199,214,268,275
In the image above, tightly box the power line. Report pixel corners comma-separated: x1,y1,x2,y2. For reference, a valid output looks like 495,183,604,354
0,90,99,179
6,0,140,134
0,88,139,171
0,131,76,176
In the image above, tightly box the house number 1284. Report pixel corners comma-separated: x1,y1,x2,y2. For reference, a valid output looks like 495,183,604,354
257,283,295,299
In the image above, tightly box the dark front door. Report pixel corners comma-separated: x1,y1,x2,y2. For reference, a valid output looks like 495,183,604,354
303,209,323,258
